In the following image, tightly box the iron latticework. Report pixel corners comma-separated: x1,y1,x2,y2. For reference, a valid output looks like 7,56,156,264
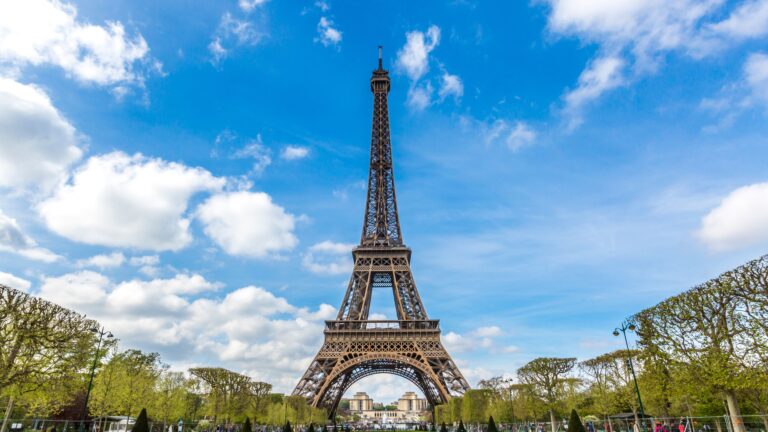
292,49,470,418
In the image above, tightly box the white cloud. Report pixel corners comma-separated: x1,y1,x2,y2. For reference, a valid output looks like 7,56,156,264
563,56,624,129
697,182,768,251
76,252,125,269
129,254,160,266
0,209,60,262
438,72,463,101
707,0,768,40
0,271,31,291
316,17,342,47
442,326,505,353
0,78,82,191
209,12,266,63
196,191,298,258
280,146,309,160
406,82,433,111
234,136,272,174
238,0,268,12
38,152,224,251
396,25,440,81
35,270,335,393
745,52,768,105
467,117,538,152
0,0,154,86
543,0,768,127
302,241,354,275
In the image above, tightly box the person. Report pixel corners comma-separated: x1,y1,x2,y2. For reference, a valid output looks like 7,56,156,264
633,423,640,432
587,422,595,432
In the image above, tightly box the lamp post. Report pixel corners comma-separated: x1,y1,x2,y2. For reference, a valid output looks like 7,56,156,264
79,326,113,432
613,321,646,432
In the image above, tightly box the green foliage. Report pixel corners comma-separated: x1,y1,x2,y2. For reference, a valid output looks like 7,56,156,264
462,389,492,424
132,408,149,432
487,416,498,432
567,409,585,432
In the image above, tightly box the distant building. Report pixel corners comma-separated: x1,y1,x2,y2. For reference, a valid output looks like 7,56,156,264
349,392,374,411
344,392,429,424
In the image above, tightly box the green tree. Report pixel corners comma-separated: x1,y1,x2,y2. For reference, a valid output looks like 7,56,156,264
132,408,149,432
488,416,498,432
457,419,466,432
462,389,492,424
243,417,252,432
0,285,103,430
567,409,585,432
517,357,576,432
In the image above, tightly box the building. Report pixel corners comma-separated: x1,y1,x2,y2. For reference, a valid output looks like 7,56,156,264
343,392,429,424
349,392,374,411
397,392,429,413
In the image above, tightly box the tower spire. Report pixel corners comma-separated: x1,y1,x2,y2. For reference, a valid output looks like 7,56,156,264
361,48,400,246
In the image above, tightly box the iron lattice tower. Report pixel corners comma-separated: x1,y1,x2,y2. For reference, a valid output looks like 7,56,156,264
292,48,470,418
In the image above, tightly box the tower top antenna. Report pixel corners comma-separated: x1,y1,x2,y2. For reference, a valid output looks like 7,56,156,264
378,45,383,69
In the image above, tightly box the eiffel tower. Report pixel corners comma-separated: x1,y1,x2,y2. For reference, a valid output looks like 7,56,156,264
292,48,470,418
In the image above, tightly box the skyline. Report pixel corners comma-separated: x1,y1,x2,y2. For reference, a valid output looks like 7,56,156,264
1,0,768,403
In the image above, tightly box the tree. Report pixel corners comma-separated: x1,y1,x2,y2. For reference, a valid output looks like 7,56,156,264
457,419,466,432
488,416,498,432
581,351,643,425
634,256,768,432
440,422,447,432
132,408,149,432
307,423,314,432
567,410,585,432
190,367,253,425
517,357,576,432
244,417,252,432
462,389,492,424
89,350,163,421
0,285,106,432
282,421,291,432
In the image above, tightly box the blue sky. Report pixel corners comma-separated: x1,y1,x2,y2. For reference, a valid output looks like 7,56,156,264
1,0,768,402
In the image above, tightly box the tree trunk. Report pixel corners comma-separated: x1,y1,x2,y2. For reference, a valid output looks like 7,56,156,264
724,390,746,432
549,409,557,432
631,407,639,431
0,396,14,432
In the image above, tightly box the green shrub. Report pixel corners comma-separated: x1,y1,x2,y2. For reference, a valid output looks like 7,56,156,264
568,409,585,432
243,418,252,432
132,409,149,432
488,416,498,432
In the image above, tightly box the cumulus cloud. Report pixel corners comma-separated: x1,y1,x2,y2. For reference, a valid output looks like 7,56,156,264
0,209,60,262
0,78,82,191
0,0,154,86
442,326,505,353
316,17,342,48
36,270,335,391
209,12,267,64
76,252,126,269
697,182,768,251
280,146,309,160
38,152,224,251
196,191,298,258
0,271,31,291
302,241,354,275
543,0,768,127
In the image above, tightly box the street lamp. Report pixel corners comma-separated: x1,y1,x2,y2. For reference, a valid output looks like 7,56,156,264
614,321,645,432
79,326,113,432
